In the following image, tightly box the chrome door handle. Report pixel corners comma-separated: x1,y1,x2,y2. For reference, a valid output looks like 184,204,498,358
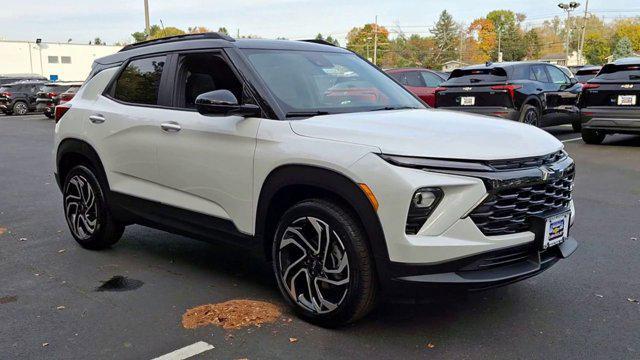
160,122,181,132
89,114,105,124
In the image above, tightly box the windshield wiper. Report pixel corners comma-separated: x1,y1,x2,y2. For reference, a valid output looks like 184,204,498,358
285,111,330,118
369,106,421,112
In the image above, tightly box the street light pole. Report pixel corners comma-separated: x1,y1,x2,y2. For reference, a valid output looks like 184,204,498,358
144,0,151,38
558,2,580,65
373,15,378,65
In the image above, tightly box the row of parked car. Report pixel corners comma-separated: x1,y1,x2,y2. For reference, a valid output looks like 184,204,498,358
386,58,639,144
0,75,82,118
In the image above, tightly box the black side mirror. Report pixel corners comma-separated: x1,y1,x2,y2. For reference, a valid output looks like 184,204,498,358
195,89,261,117
569,77,578,85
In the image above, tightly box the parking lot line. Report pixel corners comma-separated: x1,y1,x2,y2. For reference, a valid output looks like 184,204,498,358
561,137,583,143
151,341,214,360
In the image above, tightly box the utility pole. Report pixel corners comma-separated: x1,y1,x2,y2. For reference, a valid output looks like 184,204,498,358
578,0,589,65
144,0,151,38
373,15,378,65
497,25,503,62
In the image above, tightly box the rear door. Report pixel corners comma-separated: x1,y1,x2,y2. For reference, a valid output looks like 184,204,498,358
87,55,170,201
436,67,512,108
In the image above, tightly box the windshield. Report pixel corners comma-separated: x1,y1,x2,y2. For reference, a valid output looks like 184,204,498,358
242,49,424,116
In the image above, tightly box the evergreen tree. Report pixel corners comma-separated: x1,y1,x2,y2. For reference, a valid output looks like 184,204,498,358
612,37,634,60
431,10,459,64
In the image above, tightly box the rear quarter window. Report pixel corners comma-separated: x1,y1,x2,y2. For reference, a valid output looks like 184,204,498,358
112,56,166,105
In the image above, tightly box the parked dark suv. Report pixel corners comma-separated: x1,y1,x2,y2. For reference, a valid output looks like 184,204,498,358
435,62,581,130
578,57,640,144
0,81,46,115
0,74,47,86
36,82,83,118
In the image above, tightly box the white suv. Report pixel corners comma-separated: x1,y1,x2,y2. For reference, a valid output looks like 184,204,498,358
54,33,577,326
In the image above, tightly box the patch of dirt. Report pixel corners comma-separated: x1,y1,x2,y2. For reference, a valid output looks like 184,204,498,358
182,300,281,330
0,295,18,304
0,227,6,235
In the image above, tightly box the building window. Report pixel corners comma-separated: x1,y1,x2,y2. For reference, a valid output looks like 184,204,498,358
48,56,59,64
61,56,71,64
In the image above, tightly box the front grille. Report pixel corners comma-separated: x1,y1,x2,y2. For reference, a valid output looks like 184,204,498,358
470,172,574,236
487,150,566,171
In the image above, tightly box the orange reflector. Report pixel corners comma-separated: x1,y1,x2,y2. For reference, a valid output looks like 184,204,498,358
358,183,379,211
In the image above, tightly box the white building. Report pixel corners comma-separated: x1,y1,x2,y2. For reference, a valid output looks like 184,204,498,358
0,40,122,81
441,60,468,72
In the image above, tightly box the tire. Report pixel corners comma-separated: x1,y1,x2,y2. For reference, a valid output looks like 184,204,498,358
62,165,124,250
518,104,540,127
571,118,582,132
272,199,377,327
581,129,606,144
12,101,28,115
45,112,54,119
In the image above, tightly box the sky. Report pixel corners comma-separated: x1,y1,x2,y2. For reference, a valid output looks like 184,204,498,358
0,0,638,46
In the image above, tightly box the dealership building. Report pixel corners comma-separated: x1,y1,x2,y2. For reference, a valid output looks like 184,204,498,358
0,40,122,81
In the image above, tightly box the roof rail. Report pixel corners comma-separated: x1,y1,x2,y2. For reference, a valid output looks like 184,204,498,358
120,32,235,52
299,39,336,47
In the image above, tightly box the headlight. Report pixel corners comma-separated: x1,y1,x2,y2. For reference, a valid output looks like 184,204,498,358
406,187,443,235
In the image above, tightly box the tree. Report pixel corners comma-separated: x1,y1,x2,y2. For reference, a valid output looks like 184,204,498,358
218,27,229,36
612,37,634,60
431,10,459,64
151,26,185,39
523,29,542,59
346,23,390,63
94,37,104,45
315,33,340,46
486,10,525,61
468,18,496,62
612,19,640,52
188,26,211,34
583,32,610,65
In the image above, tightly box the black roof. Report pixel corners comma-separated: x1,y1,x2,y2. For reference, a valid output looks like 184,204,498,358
97,32,348,65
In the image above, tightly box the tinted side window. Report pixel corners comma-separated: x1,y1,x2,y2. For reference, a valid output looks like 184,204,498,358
547,66,568,84
420,71,442,87
404,71,425,87
113,56,166,105
531,65,550,83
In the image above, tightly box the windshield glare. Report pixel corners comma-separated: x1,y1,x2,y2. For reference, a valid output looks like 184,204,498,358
242,49,424,115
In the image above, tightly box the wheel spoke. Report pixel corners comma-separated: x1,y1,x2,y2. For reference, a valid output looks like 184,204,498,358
277,216,350,314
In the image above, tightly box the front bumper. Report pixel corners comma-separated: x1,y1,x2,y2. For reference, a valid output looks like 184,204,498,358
382,237,577,297
437,106,520,120
581,107,640,134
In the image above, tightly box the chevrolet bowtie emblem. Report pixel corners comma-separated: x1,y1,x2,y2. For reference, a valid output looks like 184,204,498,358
621,84,634,89
541,167,553,181
462,87,472,91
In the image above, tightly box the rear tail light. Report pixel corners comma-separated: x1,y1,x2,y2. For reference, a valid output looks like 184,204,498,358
1,92,12,98
54,104,71,123
59,93,74,103
582,83,600,90
433,87,448,107
490,84,522,102
47,92,58,98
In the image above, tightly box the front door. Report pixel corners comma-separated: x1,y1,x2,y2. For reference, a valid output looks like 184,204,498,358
155,51,261,235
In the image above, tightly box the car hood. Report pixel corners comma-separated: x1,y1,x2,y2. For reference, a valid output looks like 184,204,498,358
289,109,563,160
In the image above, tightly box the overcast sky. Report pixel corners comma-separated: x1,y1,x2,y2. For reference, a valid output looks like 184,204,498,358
0,0,637,45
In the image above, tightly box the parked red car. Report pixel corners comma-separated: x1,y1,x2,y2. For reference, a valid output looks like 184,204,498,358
386,68,447,106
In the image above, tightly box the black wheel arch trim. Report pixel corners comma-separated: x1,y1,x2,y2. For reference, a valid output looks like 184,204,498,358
56,138,109,192
255,164,393,287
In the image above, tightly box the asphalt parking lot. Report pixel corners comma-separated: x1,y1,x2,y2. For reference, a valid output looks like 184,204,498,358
1,113,639,359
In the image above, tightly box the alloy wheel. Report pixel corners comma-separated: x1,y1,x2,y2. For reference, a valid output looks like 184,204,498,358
14,103,28,115
523,108,539,126
276,216,350,314
64,175,99,240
